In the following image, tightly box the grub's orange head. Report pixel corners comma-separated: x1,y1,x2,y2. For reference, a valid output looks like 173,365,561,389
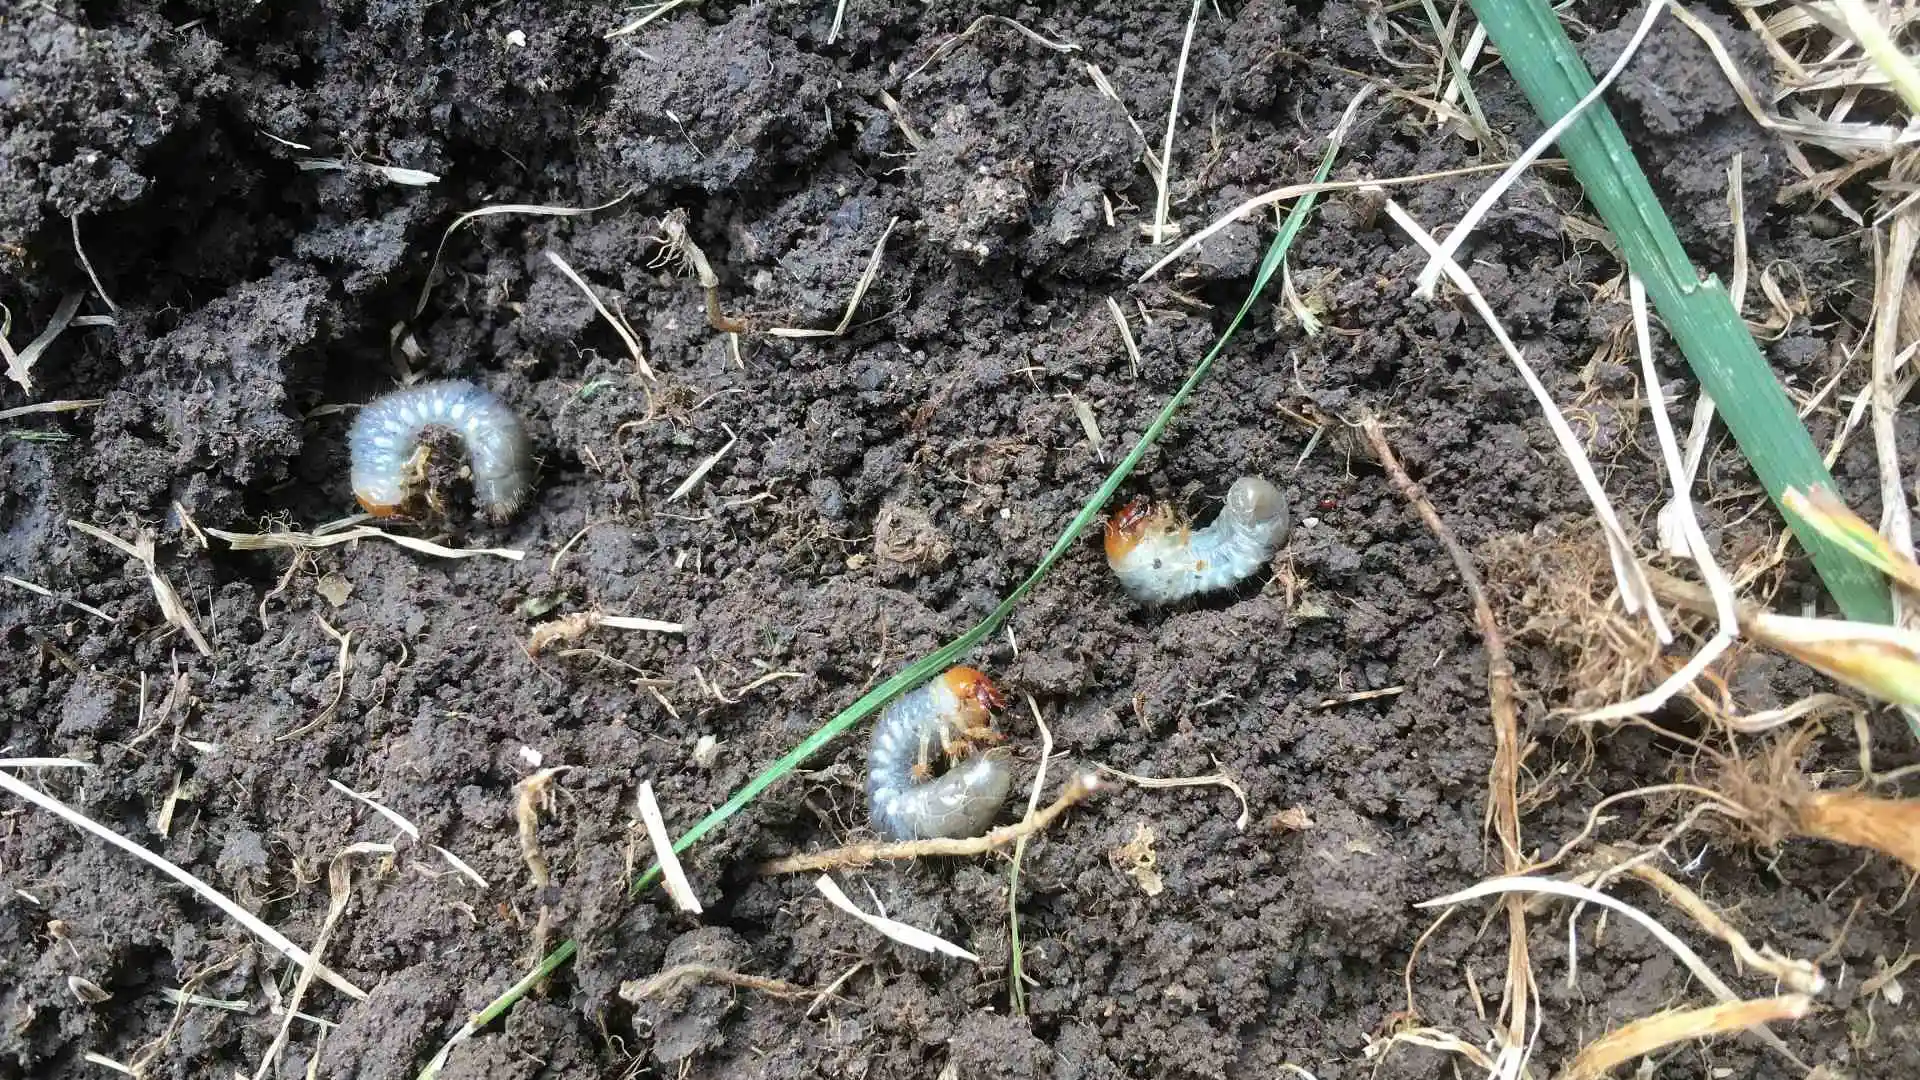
941,666,1006,714
355,493,404,517
1104,497,1159,562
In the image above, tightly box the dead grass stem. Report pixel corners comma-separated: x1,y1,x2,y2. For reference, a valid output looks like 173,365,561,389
1092,762,1249,830
545,251,655,380
1561,995,1811,1080
207,523,524,562
1359,413,1533,1067
252,843,394,1080
0,768,366,999
769,218,899,338
415,191,634,317
618,963,810,1002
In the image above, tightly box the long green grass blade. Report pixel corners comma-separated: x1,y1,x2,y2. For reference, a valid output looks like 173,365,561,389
1463,0,1892,623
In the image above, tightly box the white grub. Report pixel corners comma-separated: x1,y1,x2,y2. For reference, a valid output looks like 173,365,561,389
1103,476,1291,605
867,668,1012,841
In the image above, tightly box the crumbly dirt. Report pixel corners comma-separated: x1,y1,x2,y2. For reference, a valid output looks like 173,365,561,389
3,2,1917,1078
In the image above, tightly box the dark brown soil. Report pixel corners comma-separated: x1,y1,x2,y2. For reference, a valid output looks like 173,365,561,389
3,2,1917,1078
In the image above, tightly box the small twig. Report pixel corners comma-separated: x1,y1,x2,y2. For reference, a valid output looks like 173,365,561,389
515,766,569,979
1065,393,1105,462
515,768,570,891
759,773,1102,874
527,610,685,655
656,211,747,333
876,91,927,150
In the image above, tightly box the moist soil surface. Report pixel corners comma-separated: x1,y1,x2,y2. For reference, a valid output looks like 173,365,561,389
3,2,1917,1078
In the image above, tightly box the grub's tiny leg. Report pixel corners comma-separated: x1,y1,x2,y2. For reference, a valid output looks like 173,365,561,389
940,718,1005,760
402,443,432,491
913,726,937,781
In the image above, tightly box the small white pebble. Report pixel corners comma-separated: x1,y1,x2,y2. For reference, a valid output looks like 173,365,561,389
1301,516,1320,529
691,735,719,769
505,29,527,47
517,745,544,768
999,507,1011,519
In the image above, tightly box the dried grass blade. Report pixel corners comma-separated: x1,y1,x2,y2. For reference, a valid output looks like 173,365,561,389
814,875,977,960
0,398,105,421
1419,875,1804,1068
1468,0,1892,622
545,251,655,379
206,525,524,562
636,782,702,913
1783,485,1920,593
666,424,737,502
768,218,900,338
67,520,211,656
1412,0,1666,298
1579,275,1738,720
415,190,635,317
4,292,85,393
0,768,367,1000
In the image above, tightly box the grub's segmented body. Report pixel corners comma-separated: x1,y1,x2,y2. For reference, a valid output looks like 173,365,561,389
348,381,533,521
1105,475,1292,604
867,667,1013,841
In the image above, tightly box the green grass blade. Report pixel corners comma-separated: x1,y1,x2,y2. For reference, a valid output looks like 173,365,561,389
1463,0,1892,624
420,80,1361,1080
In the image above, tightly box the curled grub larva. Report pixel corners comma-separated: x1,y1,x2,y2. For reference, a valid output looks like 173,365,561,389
867,667,1014,841
1105,475,1292,604
348,380,533,522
